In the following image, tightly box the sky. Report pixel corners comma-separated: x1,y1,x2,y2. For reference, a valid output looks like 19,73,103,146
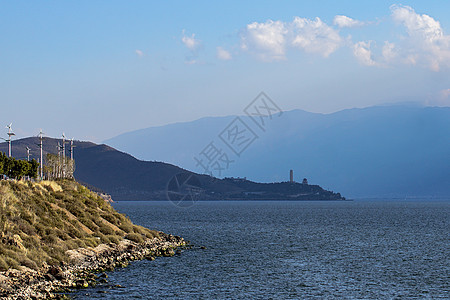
1,1,450,142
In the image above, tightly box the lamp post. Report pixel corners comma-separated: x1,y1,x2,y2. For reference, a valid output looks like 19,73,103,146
5,123,15,158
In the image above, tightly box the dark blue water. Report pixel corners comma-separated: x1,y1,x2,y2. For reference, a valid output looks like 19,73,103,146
71,201,449,299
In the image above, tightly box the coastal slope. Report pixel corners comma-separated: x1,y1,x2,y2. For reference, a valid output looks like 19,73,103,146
0,179,185,298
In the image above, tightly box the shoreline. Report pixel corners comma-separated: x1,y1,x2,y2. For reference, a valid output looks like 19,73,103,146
0,232,186,299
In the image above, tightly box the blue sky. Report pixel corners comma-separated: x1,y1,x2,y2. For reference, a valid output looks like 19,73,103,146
1,1,450,142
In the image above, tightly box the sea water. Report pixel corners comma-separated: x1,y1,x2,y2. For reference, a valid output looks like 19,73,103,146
70,200,449,299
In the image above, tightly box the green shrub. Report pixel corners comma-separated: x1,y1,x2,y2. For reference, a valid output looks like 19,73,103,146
99,234,110,244
44,245,66,263
0,256,9,271
5,257,19,270
79,216,98,232
98,223,115,235
22,235,40,249
73,239,86,248
114,212,126,222
144,230,159,239
66,224,84,239
133,225,158,239
106,235,121,244
26,248,47,267
84,198,97,208
55,229,71,241
16,219,35,235
42,234,58,244
82,237,100,248
101,213,119,225
119,223,133,233
20,258,38,270
125,233,144,244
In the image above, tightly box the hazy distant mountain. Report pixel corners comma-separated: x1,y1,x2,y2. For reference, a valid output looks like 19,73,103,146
105,105,450,198
0,138,344,201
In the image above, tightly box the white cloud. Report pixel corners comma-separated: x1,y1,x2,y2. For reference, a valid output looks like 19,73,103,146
391,5,443,41
135,49,144,57
353,41,378,66
236,5,450,70
241,20,287,61
181,30,203,64
391,4,450,71
217,47,232,60
382,41,397,62
333,15,364,28
291,17,342,57
181,30,201,51
241,17,342,61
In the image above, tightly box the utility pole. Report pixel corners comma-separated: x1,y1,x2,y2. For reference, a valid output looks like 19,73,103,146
61,133,67,178
5,123,15,158
69,138,75,160
38,129,44,179
57,142,63,178
62,133,66,161
26,147,31,161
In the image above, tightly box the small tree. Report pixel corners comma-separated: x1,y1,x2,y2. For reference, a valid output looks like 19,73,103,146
0,152,5,174
27,159,39,179
45,154,74,180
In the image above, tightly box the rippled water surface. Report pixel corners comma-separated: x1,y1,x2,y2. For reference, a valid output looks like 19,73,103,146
70,200,449,299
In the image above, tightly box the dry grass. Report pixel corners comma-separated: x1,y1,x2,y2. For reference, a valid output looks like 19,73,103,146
0,179,158,271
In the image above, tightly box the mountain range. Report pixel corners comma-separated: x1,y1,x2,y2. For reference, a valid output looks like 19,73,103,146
105,105,450,198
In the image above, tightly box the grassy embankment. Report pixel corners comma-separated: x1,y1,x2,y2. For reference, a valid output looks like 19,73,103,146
0,179,158,271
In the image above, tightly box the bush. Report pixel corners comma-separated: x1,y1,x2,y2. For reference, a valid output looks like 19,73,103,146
98,223,115,235
106,235,122,244
82,237,100,248
66,225,84,239
42,234,58,244
0,256,9,271
5,257,19,270
20,258,38,270
144,230,159,239
26,248,47,267
44,245,66,264
22,235,40,249
16,219,36,235
133,226,159,239
73,239,87,248
101,213,119,225
119,223,133,233
125,233,145,244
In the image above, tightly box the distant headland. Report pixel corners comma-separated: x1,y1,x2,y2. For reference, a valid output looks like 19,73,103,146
0,137,346,201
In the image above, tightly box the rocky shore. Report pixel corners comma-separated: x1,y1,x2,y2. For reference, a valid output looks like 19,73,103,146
0,233,186,299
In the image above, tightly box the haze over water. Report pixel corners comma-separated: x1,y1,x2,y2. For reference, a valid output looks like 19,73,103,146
70,200,449,299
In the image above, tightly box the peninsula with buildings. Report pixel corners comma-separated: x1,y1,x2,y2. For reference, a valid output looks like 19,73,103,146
0,136,345,201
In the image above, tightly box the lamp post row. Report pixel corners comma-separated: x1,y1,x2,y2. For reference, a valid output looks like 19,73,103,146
2,124,75,180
